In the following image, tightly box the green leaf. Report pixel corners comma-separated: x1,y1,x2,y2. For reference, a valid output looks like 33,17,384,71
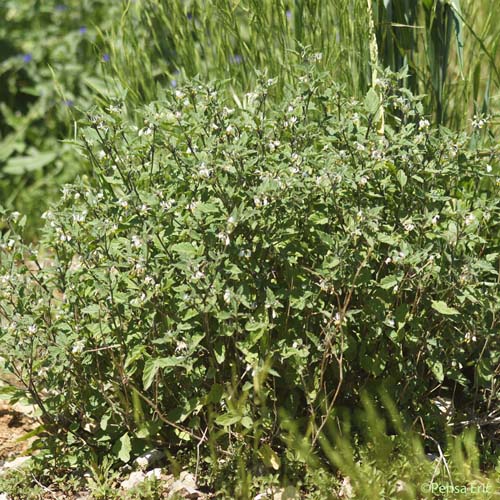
431,300,459,316
171,242,198,257
142,358,159,391
379,275,398,290
4,152,56,175
215,413,241,426
364,87,380,114
206,383,224,404
113,432,131,463
396,170,407,188
430,360,444,383
143,356,184,390
259,444,281,470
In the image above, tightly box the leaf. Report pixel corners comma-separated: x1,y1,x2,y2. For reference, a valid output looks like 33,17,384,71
143,356,184,390
364,87,380,115
431,300,459,316
379,275,398,290
4,152,56,175
396,170,407,188
206,383,224,404
430,360,444,383
171,242,198,257
215,413,241,426
448,0,464,78
113,432,131,463
260,444,281,470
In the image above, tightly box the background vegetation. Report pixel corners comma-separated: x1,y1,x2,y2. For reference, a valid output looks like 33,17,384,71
0,0,499,498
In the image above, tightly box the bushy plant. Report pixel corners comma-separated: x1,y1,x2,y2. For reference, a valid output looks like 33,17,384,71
0,65,498,482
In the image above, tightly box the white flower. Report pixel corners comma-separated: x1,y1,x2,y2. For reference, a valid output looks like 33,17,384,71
217,232,230,246
334,312,342,326
403,220,415,232
359,176,368,186
134,262,145,275
387,319,395,328
268,140,280,152
431,214,440,225
238,249,251,258
28,324,38,335
175,341,188,354
223,289,231,304
464,332,477,343
118,198,128,208
144,276,155,286
418,119,430,130
199,163,212,178
160,199,175,210
486,164,492,173
60,233,71,242
464,213,475,226
175,90,184,99
72,340,85,354
225,125,235,135
72,210,87,223
138,127,152,137
355,142,365,151
471,114,487,130
253,196,268,208
193,270,205,280
139,204,150,215
131,235,142,248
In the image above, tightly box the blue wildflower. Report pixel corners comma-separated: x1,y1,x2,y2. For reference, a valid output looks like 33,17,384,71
286,10,292,20
63,99,74,107
55,4,67,11
187,12,193,20
230,54,243,64
171,79,177,88
102,53,110,62
79,26,87,34
22,54,33,63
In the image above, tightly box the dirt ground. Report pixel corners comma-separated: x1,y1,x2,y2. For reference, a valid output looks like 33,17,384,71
0,402,36,464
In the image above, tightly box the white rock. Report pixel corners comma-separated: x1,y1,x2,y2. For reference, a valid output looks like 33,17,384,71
134,449,164,470
339,476,354,498
0,456,31,474
120,470,146,490
146,468,162,480
167,471,203,498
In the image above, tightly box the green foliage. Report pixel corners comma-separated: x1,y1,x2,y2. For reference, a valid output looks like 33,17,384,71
0,66,498,492
0,0,121,236
2,0,500,236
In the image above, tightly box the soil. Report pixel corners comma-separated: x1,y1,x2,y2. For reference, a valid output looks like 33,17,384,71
0,402,36,464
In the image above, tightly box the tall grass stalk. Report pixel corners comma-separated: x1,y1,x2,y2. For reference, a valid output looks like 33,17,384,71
99,0,499,135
